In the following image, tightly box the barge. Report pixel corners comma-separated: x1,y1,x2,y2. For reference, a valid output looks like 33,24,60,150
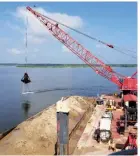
0,93,137,155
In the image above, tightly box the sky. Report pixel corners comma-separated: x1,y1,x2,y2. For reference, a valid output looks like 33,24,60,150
0,2,137,64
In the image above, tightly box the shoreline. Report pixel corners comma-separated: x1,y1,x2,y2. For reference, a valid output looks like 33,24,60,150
0,64,137,68
16,66,137,68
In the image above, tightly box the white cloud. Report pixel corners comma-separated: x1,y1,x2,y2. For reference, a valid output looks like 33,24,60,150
34,48,39,53
62,45,71,53
6,22,23,33
31,54,37,58
96,44,106,49
0,37,9,43
8,48,23,55
26,35,46,44
14,6,83,44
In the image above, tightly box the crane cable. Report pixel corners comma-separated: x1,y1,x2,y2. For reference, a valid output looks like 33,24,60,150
40,12,129,78
21,11,28,93
40,13,112,64
115,45,136,54
21,12,32,94
39,11,126,78
25,13,28,71
39,12,136,59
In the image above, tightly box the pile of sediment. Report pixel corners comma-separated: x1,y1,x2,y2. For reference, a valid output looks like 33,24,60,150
0,96,95,155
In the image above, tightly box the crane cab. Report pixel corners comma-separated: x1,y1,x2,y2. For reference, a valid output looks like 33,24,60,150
121,77,137,91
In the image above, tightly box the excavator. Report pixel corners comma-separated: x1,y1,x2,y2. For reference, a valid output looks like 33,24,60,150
26,6,137,155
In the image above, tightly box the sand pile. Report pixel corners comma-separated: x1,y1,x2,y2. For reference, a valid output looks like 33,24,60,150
0,96,95,155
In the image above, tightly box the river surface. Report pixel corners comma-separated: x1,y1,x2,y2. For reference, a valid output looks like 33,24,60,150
0,66,136,132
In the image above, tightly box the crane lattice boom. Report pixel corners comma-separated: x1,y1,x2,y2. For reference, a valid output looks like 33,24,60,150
26,6,137,91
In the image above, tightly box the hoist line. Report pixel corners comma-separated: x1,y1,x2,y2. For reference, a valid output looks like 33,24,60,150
25,11,28,72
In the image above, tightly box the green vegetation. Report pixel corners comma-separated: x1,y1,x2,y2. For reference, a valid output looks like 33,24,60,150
16,64,137,68
0,63,17,66
16,64,88,68
0,63,137,68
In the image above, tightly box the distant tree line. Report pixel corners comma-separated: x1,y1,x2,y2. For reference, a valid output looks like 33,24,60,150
0,63,137,68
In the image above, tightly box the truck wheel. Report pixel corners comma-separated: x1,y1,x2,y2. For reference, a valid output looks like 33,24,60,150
100,130,111,143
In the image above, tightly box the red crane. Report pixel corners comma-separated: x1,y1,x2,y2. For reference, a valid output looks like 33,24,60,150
26,6,137,92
